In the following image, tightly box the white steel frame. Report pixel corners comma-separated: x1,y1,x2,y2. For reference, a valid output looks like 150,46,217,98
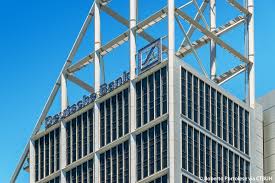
11,0,255,182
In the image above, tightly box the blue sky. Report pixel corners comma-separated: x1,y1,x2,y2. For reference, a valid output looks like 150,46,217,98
0,0,274,182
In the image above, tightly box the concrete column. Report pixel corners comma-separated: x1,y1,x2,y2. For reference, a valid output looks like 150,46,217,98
94,0,101,182
60,73,68,182
29,141,35,183
210,0,216,80
247,0,255,109
167,0,180,182
129,0,137,182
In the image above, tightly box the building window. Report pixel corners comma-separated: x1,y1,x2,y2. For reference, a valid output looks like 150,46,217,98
124,89,129,134
235,154,239,183
142,78,148,125
245,161,250,183
182,121,187,170
187,125,193,173
72,119,77,162
83,162,88,183
229,151,233,182
205,84,210,131
77,115,82,159
83,112,88,156
124,141,129,183
118,144,123,183
228,100,233,146
193,76,199,123
45,134,49,176
35,140,39,181
106,150,111,183
88,159,93,183
137,134,142,181
206,136,211,181
100,102,105,147
199,80,205,127
194,129,199,176
217,92,222,138
212,140,216,180
240,158,244,181
155,124,161,171
200,133,205,178
149,127,155,175
161,67,167,114
223,147,228,179
181,68,186,115
112,96,117,141
239,107,244,152
222,96,227,142
50,131,55,174
88,109,93,153
149,74,155,121
211,88,216,135
106,99,111,144
40,137,44,179
112,147,117,182
142,131,148,178
55,128,60,171
245,111,249,155
218,144,222,182
136,81,142,128
234,103,239,149
77,165,82,183
162,121,168,168
187,72,193,119
100,154,105,183
118,92,123,138
155,70,161,118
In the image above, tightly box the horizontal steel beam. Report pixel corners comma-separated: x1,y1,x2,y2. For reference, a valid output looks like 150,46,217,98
67,7,168,73
176,16,245,57
214,64,246,85
67,74,95,93
176,9,250,64
227,0,251,15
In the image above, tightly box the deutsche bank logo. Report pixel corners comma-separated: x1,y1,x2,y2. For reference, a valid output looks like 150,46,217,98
138,38,161,74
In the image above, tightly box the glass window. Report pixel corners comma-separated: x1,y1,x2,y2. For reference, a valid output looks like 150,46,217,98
218,144,222,182
181,68,186,115
106,99,111,144
112,147,117,182
55,128,60,171
239,107,244,152
182,122,187,170
77,165,82,183
211,88,216,135
100,154,105,183
155,70,161,118
217,92,222,138
124,141,129,183
223,96,227,142
88,109,93,153
118,144,123,183
118,92,123,138
187,72,193,119
136,81,142,128
142,78,148,125
234,103,239,149
72,119,77,162
106,150,111,183
100,102,105,147
188,125,193,173
88,159,93,183
50,131,55,173
206,136,211,180
149,127,155,175
161,67,167,114
149,74,155,121
136,134,142,180
235,154,239,183
83,112,88,156
223,148,228,179
199,80,205,127
77,115,82,159
212,140,217,181
245,111,249,155
35,140,39,181
228,100,233,145
72,168,76,183
245,161,250,183
162,121,168,168
193,76,198,123
45,134,49,176
124,88,129,134
194,129,199,176
229,151,233,182
205,84,210,131
112,96,117,141
155,124,161,171
142,130,148,178
83,162,88,183
200,133,205,178
40,137,44,179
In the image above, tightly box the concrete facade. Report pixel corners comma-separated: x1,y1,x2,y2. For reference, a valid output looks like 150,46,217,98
258,90,275,182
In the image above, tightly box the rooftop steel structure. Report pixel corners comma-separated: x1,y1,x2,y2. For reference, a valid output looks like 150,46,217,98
11,0,255,182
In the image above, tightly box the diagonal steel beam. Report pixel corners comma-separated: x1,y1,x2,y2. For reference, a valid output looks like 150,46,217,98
67,74,95,93
214,64,246,85
67,7,168,73
227,0,251,15
10,2,96,182
176,16,245,58
179,0,209,49
176,9,250,64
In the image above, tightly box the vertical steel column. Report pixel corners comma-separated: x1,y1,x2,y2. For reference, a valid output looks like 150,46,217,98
247,0,255,108
29,141,35,183
94,0,101,182
129,0,137,182
210,0,216,80
60,73,68,183
167,0,180,182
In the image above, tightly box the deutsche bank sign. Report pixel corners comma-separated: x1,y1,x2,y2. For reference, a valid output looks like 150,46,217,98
138,38,162,74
